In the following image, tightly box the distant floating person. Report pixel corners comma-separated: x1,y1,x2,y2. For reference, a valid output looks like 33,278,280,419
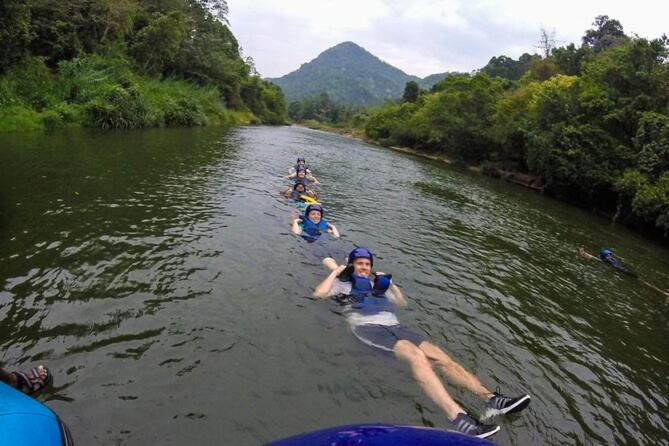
578,247,669,297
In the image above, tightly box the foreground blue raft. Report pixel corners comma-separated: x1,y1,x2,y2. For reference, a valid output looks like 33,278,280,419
268,423,497,446
0,382,73,446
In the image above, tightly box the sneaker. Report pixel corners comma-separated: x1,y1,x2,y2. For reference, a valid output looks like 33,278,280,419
447,413,500,439
484,392,531,417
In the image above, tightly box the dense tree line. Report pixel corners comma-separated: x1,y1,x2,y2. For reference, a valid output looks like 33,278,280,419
0,0,286,130
288,92,367,128
363,16,669,236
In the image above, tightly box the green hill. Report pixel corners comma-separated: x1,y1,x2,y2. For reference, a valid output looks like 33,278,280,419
268,42,449,106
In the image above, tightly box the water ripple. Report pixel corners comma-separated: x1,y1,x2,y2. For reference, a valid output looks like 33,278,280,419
0,126,667,445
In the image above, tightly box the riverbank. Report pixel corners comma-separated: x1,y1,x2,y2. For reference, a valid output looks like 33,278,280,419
297,121,545,192
0,55,269,133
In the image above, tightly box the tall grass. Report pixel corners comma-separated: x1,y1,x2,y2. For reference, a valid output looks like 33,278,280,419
0,53,254,132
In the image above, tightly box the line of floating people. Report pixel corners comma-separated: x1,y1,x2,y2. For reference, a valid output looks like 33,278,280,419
276,156,668,445
276,156,531,442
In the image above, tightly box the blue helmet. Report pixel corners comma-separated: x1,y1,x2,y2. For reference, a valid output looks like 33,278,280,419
297,156,306,163
348,247,374,266
599,248,613,259
305,204,323,217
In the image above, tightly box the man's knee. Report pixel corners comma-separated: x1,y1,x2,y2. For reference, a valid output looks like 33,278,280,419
394,340,428,364
420,341,458,364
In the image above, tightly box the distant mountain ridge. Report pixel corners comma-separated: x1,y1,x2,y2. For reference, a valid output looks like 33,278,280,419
267,42,450,106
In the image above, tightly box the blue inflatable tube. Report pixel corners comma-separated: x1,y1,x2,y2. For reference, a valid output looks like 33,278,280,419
268,423,497,446
0,382,74,445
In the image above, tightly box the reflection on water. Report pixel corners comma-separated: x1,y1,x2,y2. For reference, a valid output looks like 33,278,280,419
0,126,668,445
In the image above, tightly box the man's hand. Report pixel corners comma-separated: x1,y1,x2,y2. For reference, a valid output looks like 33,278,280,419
322,257,340,271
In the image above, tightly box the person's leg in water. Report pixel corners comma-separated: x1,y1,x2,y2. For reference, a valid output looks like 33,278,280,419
0,365,51,395
417,341,530,416
418,341,493,399
394,340,465,419
393,340,500,438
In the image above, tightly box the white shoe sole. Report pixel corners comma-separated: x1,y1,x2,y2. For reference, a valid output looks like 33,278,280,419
481,394,531,419
476,424,501,438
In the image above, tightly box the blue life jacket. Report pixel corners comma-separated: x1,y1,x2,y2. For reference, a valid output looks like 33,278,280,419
348,275,394,315
605,256,637,277
300,216,329,236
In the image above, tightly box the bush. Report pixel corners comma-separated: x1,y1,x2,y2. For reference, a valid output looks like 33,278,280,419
0,105,43,132
2,57,57,109
85,84,147,129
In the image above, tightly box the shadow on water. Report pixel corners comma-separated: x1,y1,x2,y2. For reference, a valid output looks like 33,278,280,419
0,125,668,445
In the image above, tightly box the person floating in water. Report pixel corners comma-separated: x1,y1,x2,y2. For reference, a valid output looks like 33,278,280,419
0,365,51,395
292,204,339,239
313,247,531,439
288,156,312,175
579,247,669,297
286,167,320,185
281,181,317,201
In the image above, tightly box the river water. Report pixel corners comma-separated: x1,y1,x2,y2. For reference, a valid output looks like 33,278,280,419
0,126,668,445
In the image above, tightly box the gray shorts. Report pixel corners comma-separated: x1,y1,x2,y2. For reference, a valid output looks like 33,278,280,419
351,324,425,352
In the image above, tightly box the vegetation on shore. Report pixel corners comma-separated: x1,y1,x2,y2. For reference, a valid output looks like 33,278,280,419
0,0,287,132
292,17,669,238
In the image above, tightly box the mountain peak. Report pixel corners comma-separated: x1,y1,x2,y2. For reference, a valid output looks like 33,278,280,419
327,41,366,52
269,42,448,106
315,41,385,66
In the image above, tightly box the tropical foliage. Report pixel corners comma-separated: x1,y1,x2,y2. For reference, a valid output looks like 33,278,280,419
358,16,669,235
0,0,287,131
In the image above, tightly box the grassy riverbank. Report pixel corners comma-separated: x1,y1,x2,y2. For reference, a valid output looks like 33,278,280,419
0,55,259,133
0,0,287,133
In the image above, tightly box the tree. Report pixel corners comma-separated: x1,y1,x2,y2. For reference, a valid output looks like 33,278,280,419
536,27,556,58
287,101,302,121
578,37,669,141
523,57,558,82
130,11,186,74
481,53,537,81
582,15,628,53
551,43,591,76
0,1,33,73
402,80,420,103
407,73,504,160
196,0,228,24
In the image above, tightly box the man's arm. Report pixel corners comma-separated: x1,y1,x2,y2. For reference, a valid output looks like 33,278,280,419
328,223,340,239
578,247,600,262
308,174,320,185
386,282,408,308
291,218,303,235
313,261,346,299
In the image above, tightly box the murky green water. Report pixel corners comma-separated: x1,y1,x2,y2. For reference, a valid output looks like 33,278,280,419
1,126,668,445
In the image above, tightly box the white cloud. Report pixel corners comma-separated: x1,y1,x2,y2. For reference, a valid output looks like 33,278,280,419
228,0,668,78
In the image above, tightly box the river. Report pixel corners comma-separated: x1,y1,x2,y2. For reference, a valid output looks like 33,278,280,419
0,126,668,445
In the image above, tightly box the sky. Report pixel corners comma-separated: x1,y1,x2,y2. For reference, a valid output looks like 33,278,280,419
227,0,667,79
